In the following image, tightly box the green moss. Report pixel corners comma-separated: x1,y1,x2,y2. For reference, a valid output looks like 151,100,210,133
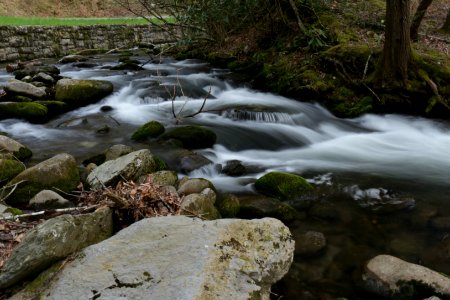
0,102,48,123
160,125,217,149
255,172,313,201
55,79,114,108
152,155,168,171
131,121,165,141
35,100,69,117
216,194,240,218
0,159,25,183
5,207,23,215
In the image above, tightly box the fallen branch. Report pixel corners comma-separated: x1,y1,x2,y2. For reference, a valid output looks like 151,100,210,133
0,205,100,221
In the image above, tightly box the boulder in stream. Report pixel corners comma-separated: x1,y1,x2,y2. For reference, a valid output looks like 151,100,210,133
11,216,294,300
0,135,32,161
255,172,314,201
0,207,113,290
159,125,217,149
0,159,25,184
3,79,47,99
6,153,80,206
131,120,165,141
362,254,450,299
180,188,221,220
55,79,113,108
0,102,48,123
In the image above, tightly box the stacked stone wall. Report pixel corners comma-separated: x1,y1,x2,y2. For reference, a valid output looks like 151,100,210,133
0,25,175,62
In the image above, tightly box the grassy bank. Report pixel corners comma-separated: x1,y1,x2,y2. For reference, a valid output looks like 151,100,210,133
0,16,151,26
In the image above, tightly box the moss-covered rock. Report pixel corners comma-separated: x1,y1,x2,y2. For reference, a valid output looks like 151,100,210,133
131,121,165,141
0,102,48,123
180,192,221,220
6,153,80,206
0,159,25,185
255,172,313,201
160,125,217,149
216,193,241,218
55,79,113,108
0,135,32,161
34,100,69,118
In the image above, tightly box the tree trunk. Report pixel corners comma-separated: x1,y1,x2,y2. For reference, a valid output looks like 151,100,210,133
379,0,412,87
442,9,450,32
410,0,434,41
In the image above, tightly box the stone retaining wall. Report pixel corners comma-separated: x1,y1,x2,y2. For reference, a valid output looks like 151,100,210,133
0,25,176,62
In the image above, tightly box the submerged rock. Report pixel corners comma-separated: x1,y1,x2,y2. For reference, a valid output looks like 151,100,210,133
0,207,113,290
255,172,313,201
87,149,164,189
362,254,450,299
177,178,215,195
237,194,299,222
11,216,294,300
55,78,113,108
294,231,327,257
6,153,80,206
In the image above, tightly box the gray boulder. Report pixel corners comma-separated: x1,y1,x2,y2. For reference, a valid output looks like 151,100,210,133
0,207,113,290
180,188,221,220
32,72,55,85
104,144,134,161
142,170,178,186
87,149,163,189
6,153,80,206
177,178,215,195
58,55,88,64
362,254,450,298
4,79,47,99
12,216,294,300
29,190,73,209
55,78,113,108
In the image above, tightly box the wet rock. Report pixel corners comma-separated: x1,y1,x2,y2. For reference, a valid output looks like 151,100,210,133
11,216,294,300
110,62,144,71
29,190,72,209
237,195,299,223
4,79,46,99
73,62,100,68
34,100,68,118
55,78,113,108
142,170,178,186
14,65,60,80
32,72,55,85
309,201,341,221
99,105,113,112
255,172,313,201
131,120,165,141
180,191,221,220
421,239,450,275
58,54,88,64
179,151,213,173
0,102,48,123
177,178,215,196
104,144,134,161
362,254,450,299
0,207,112,290
295,231,327,257
0,135,32,161
216,193,241,218
87,149,164,189
344,185,415,213
159,125,217,149
222,160,246,176
6,153,80,206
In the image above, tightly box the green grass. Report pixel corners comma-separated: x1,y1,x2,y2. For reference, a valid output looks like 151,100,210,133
0,16,154,26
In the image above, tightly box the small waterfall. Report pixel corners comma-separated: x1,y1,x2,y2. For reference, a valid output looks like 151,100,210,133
221,109,296,124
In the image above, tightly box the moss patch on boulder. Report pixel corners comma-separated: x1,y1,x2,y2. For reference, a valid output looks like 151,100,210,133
255,172,313,201
0,159,25,184
160,125,217,149
131,121,165,141
55,79,113,108
0,102,48,123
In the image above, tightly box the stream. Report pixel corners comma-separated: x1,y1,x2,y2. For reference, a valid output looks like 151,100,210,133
1,52,450,299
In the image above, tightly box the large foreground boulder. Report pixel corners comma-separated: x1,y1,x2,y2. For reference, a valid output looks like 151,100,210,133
0,207,113,290
12,216,294,299
87,149,165,189
362,254,450,299
55,79,113,108
6,153,80,206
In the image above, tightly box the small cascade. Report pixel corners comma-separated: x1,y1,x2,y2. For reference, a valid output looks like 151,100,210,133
222,109,296,124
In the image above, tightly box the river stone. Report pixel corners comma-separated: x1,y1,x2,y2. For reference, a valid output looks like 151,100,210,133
131,120,165,141
0,159,25,184
159,125,217,149
0,102,48,123
4,79,47,99
255,172,314,201
142,170,178,186
0,135,31,161
362,254,450,299
177,178,215,195
58,54,88,64
87,149,162,189
29,190,72,209
180,189,220,220
237,195,298,223
222,159,246,176
216,193,241,218
55,78,113,108
11,216,294,300
294,231,327,257
6,153,80,206
14,65,60,80
104,144,134,161
179,151,213,173
0,207,113,290
32,72,55,85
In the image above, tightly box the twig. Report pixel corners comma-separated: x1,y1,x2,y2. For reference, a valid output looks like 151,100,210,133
0,180,26,204
105,192,129,208
0,205,100,221
183,86,212,118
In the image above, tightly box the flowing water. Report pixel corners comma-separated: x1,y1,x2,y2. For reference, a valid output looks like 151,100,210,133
1,53,449,299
